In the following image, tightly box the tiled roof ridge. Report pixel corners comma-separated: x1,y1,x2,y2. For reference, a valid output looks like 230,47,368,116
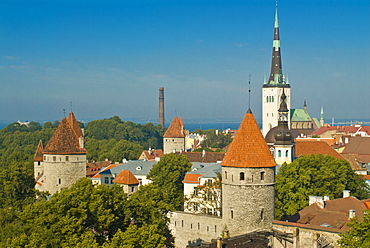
33,140,44,161
222,112,276,168
113,170,139,185
163,116,186,138
43,117,87,155
67,112,84,138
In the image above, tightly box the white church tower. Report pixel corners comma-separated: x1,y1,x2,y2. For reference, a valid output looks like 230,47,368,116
262,5,291,137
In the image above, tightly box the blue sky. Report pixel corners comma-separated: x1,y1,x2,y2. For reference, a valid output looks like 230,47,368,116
1,0,369,124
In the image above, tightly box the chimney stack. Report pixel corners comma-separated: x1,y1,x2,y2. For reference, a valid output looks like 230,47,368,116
159,87,165,128
343,190,351,198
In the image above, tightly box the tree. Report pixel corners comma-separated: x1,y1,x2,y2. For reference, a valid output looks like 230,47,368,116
275,154,370,220
147,153,192,210
2,178,130,247
338,210,370,247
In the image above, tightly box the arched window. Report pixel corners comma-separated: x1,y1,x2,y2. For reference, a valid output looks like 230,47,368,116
286,150,289,157
266,96,269,102
272,96,274,102
278,150,281,157
260,172,265,180
240,172,245,180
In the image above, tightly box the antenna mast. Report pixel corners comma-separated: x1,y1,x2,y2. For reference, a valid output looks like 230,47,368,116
248,74,251,110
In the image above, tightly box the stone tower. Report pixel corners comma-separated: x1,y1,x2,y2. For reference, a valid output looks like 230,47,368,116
274,90,294,165
262,4,291,137
34,112,87,194
163,116,186,154
221,109,277,237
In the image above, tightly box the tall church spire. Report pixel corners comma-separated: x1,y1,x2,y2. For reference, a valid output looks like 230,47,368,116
265,4,289,87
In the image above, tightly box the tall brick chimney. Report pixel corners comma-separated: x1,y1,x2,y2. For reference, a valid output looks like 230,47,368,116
159,87,165,128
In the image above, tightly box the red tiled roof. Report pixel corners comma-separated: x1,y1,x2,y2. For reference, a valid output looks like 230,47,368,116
92,164,120,179
113,170,139,185
33,140,44,162
86,161,111,177
311,126,360,136
357,126,370,135
342,136,370,155
340,154,368,171
177,152,225,163
67,112,84,138
43,116,87,155
182,174,202,184
363,175,370,180
163,116,186,138
295,140,344,160
287,196,369,231
139,149,164,160
221,111,276,168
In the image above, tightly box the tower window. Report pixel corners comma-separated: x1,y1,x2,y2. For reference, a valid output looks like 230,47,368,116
272,96,274,102
66,156,69,161
53,156,56,161
260,208,264,220
58,178,61,184
37,161,41,166
240,172,245,180
224,171,227,180
231,210,234,219
260,172,265,180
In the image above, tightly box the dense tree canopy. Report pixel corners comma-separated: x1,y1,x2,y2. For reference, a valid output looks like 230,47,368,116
147,153,192,210
275,154,370,220
193,129,232,149
0,178,171,247
338,210,370,247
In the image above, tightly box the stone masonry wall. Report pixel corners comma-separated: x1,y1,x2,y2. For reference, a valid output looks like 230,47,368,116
43,154,86,194
169,211,223,248
272,223,340,248
222,166,275,237
164,137,185,154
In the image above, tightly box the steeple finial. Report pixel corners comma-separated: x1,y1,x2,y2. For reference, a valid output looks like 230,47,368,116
303,99,307,111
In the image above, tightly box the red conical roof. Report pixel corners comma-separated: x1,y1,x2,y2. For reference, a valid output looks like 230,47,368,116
33,140,44,162
163,116,186,138
221,111,276,168
113,170,139,185
43,117,87,155
67,111,84,138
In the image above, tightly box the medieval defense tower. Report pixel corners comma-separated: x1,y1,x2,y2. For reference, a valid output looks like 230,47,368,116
221,109,277,237
34,112,87,194
163,116,187,154
262,5,291,137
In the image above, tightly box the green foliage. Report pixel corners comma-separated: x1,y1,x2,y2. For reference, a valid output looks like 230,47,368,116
84,116,165,150
2,178,129,246
338,210,370,247
86,138,143,162
193,147,214,152
196,129,232,149
275,154,370,220
110,225,167,248
147,153,192,210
